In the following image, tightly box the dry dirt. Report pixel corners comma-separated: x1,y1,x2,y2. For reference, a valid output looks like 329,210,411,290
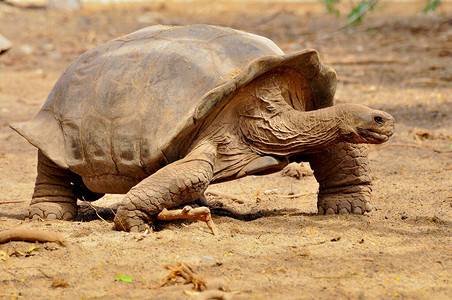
0,1,451,299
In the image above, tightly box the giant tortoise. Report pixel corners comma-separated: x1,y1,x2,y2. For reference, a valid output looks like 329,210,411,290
11,24,395,232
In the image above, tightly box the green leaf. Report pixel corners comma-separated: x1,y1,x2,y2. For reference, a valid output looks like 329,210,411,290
115,275,132,282
423,0,441,13
346,1,378,26
322,0,341,17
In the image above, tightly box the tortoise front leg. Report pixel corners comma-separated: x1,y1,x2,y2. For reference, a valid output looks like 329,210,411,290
309,142,372,215
114,143,217,232
28,151,78,220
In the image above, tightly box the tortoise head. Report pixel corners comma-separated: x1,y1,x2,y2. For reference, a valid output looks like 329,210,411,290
337,104,395,144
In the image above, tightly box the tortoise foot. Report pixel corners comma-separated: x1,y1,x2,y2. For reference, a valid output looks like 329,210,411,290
114,207,152,232
27,200,78,221
317,189,372,215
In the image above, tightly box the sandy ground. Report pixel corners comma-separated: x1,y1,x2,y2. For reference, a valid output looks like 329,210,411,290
0,1,451,299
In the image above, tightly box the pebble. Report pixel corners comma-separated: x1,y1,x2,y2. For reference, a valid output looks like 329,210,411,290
200,255,215,263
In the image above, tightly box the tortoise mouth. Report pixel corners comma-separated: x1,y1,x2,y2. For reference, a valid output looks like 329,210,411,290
357,128,392,144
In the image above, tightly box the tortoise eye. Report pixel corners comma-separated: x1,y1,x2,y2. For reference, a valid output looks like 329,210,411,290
374,116,383,124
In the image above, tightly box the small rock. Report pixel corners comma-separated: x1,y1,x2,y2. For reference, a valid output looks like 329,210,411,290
28,69,45,79
200,255,215,263
20,44,33,55
263,189,278,195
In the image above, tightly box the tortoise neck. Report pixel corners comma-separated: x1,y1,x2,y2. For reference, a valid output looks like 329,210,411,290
239,105,342,156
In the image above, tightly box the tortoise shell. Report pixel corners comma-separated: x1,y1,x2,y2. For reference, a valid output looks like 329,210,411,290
11,24,336,183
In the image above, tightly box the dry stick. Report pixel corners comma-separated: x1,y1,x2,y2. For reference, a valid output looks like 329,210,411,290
344,257,375,262
157,262,206,291
0,200,25,205
157,206,217,236
205,191,245,204
80,199,109,224
109,207,127,232
0,228,69,246
276,192,316,198
433,149,452,153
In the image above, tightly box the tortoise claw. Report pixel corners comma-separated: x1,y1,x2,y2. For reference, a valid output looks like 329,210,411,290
27,201,78,221
317,193,372,216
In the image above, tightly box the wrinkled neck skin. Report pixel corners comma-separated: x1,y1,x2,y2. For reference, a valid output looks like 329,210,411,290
236,74,341,156
191,71,341,182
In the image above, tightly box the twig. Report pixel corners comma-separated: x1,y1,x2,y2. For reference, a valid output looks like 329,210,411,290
0,228,69,246
109,208,126,231
157,206,217,236
156,262,206,291
276,192,316,198
433,149,452,153
344,257,375,262
0,200,25,205
80,199,109,224
38,269,52,279
205,191,245,204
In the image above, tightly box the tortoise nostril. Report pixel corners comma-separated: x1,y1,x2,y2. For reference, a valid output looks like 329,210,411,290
374,116,383,125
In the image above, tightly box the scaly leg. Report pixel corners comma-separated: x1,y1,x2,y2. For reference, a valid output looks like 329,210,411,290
309,142,372,215
114,143,217,232
28,151,78,220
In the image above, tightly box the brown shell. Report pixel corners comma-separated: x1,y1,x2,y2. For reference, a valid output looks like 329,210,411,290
11,24,336,179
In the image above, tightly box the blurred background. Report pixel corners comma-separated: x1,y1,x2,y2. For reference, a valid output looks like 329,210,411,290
0,1,451,299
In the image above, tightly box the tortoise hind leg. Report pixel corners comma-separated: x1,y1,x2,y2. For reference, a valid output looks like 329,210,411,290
28,151,78,220
309,142,372,215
